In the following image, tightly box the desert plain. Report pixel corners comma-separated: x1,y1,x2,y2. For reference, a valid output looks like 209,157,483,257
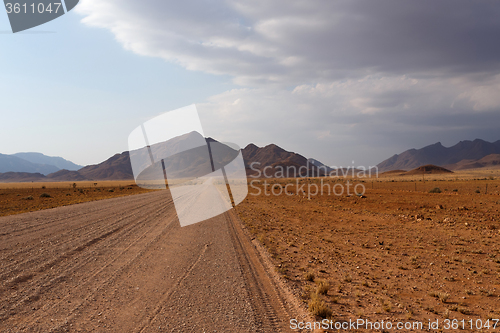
236,168,500,331
0,169,499,332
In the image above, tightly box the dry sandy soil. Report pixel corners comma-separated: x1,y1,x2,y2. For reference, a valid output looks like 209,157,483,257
0,182,152,217
0,190,303,332
236,172,500,332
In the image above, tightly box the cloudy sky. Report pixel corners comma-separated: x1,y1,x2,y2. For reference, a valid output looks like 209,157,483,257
1,0,500,167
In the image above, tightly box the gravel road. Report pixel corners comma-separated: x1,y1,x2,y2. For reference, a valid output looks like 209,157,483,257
0,191,295,332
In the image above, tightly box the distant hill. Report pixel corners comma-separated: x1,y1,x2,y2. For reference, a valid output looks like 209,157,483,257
0,170,87,183
0,154,59,175
13,152,82,171
404,164,453,175
377,139,500,172
78,152,134,181
0,151,134,182
380,169,407,175
445,154,500,171
47,170,87,181
242,143,325,178
0,172,46,182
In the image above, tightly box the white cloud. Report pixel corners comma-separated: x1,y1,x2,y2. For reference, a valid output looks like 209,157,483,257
457,74,500,111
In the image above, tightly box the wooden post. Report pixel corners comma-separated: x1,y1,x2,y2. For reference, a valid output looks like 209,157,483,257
486,184,488,194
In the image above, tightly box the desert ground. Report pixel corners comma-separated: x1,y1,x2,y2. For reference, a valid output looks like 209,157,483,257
236,169,500,332
1,169,500,332
0,181,153,217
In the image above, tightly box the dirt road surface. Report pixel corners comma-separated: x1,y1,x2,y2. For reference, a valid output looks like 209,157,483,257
0,191,298,332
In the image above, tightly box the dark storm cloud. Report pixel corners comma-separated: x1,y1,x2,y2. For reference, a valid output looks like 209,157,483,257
78,0,500,85
309,0,500,77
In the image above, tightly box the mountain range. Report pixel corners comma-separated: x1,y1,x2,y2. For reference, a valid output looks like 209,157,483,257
0,152,82,176
377,139,500,172
12,152,82,171
1,137,500,182
0,135,325,182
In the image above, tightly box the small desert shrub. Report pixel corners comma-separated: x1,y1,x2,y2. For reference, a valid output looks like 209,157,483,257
301,285,312,299
316,280,330,295
378,298,392,312
41,186,46,189
480,289,494,296
22,196,34,200
66,193,71,196
304,271,315,282
429,291,449,303
39,193,51,198
429,187,442,193
475,189,481,194
458,307,472,315
308,294,332,318
108,189,114,193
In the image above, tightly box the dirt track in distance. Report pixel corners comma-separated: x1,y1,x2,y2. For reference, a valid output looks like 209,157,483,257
0,190,300,332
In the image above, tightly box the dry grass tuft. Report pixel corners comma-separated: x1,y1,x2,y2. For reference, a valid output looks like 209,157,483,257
316,279,330,295
429,291,450,303
308,294,332,318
